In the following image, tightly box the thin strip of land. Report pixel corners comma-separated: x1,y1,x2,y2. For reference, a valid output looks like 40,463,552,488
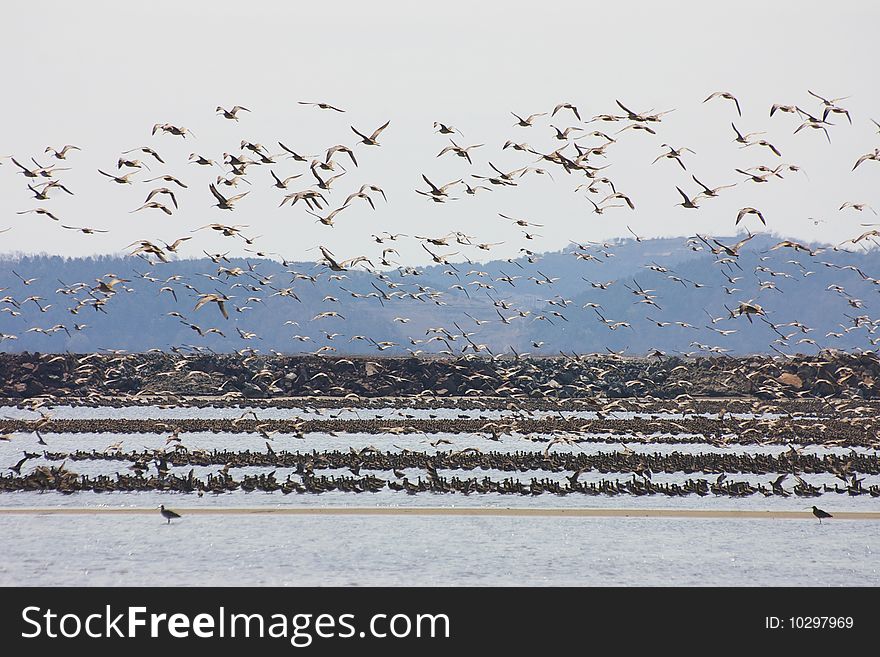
0,507,876,519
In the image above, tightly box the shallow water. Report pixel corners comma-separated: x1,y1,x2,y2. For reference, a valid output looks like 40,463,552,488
0,514,875,586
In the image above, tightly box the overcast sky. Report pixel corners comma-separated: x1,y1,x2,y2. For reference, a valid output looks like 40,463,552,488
2,1,877,266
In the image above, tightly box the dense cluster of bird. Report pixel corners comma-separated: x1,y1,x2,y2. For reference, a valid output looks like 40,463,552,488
3,443,877,498
2,410,879,448
2,90,879,359
33,445,880,478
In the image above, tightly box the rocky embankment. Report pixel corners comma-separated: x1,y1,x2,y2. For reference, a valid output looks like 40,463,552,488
1,351,878,400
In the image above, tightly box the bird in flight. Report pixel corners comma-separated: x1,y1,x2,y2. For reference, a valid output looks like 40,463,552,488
195,293,231,319
433,122,463,136
652,144,695,170
98,169,137,184
703,91,741,116
511,111,547,127
852,148,880,171
417,174,461,200
208,183,249,210
692,175,735,200
436,139,484,165
44,144,81,159
351,120,391,146
17,207,61,221
299,101,345,112
152,123,195,138
551,102,581,121
216,105,250,120
674,186,700,209
736,207,766,226
62,225,108,234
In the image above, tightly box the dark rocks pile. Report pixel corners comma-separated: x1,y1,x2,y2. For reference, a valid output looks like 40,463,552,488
3,351,880,399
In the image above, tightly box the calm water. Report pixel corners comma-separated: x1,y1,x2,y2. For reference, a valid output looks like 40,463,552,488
0,514,876,587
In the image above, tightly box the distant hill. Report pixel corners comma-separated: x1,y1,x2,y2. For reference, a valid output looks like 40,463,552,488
1,234,878,355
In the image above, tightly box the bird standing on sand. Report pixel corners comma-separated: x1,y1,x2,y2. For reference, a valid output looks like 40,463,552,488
811,506,832,524
160,505,181,524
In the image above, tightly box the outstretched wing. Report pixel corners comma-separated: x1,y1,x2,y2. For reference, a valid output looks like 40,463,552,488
208,183,227,204
421,174,441,194
370,120,391,140
351,126,370,141
226,191,250,204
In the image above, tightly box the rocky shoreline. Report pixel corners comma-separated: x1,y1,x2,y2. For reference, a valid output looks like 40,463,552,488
2,351,880,400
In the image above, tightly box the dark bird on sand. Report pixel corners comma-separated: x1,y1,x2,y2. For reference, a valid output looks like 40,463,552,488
811,506,832,524
160,505,181,524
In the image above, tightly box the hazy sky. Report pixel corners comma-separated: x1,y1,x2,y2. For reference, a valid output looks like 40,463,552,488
2,1,878,266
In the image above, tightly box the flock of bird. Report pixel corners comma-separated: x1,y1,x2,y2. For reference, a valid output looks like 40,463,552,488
2,88,879,518
2,397,877,506
1,89,879,358
2,347,878,518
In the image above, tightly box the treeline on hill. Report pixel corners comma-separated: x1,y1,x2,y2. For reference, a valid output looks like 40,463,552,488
0,234,878,355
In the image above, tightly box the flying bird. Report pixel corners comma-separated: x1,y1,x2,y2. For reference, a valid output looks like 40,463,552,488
61,225,109,234
552,103,581,121
736,207,766,226
216,105,251,120
194,293,231,319
703,91,741,116
351,120,391,146
208,183,249,210
298,101,345,112
511,111,547,127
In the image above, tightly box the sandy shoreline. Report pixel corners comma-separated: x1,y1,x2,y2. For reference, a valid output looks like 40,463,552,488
0,507,877,519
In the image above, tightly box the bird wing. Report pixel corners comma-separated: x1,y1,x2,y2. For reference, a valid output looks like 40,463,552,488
691,176,711,193
616,100,635,115
370,120,391,140
421,174,441,194
351,126,370,142
733,234,755,250
807,89,828,103
193,296,212,312
208,183,227,204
